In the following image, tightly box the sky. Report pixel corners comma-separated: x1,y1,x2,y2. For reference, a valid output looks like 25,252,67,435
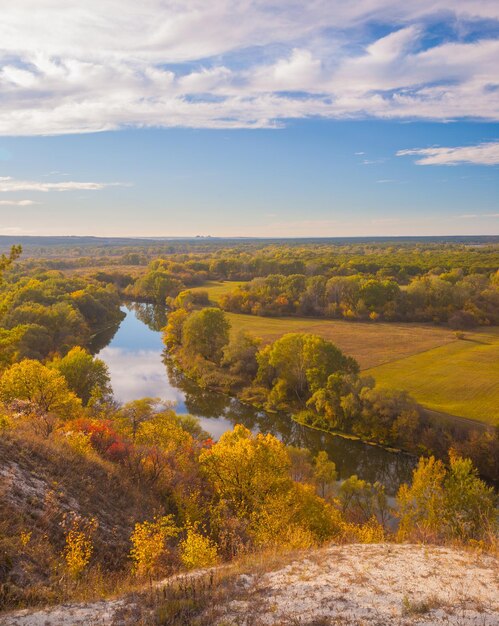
0,0,498,237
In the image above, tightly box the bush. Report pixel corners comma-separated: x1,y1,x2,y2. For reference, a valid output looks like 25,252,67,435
180,526,219,570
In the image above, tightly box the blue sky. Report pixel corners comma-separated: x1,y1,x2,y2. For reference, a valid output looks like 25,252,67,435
0,1,498,237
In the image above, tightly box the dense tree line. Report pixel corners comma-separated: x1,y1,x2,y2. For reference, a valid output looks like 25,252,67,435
0,265,124,364
219,271,499,326
112,240,499,324
10,238,498,326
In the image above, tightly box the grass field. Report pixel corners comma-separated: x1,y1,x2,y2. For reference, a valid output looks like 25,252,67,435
365,328,499,425
189,281,246,302
222,312,456,370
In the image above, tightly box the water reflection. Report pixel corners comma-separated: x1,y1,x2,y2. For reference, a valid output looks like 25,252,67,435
98,346,186,405
96,304,415,494
127,301,168,332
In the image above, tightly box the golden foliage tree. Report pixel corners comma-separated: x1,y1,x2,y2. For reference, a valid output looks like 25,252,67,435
130,515,179,578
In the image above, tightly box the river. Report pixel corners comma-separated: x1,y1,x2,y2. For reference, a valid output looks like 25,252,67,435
94,304,415,494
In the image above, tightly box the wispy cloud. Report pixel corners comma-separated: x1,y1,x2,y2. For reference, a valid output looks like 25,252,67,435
397,141,499,165
0,177,128,192
0,199,40,205
455,212,499,218
0,2,498,134
363,158,387,165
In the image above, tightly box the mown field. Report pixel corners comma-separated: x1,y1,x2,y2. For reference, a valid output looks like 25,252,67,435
222,312,454,370
365,329,499,425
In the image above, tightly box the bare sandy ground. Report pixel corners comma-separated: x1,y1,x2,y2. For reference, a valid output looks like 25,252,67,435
217,544,499,625
1,544,498,626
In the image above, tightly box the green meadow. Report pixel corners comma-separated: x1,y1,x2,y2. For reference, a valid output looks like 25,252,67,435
189,281,247,302
365,328,499,425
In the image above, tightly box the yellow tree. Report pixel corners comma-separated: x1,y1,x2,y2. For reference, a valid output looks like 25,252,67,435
130,515,179,579
313,451,338,499
199,425,291,517
0,359,82,433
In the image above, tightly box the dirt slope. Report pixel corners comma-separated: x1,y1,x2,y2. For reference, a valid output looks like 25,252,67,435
2,543,497,625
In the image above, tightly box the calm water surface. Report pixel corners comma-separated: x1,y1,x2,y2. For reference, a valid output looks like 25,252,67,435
95,304,415,494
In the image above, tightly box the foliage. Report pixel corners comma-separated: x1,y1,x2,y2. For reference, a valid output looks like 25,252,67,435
163,308,189,349
397,454,497,542
51,346,112,406
313,451,337,499
62,516,97,579
179,525,219,570
222,330,260,377
0,359,82,426
0,269,123,360
200,425,291,516
0,245,22,284
219,264,499,326
262,333,358,409
182,308,230,364
130,515,179,577
339,476,389,526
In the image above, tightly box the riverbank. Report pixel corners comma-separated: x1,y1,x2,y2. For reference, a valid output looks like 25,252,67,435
167,340,497,483
168,350,414,456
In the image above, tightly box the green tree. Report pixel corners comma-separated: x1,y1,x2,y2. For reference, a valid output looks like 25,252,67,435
396,454,496,541
287,446,314,483
163,308,188,349
222,330,260,377
129,270,184,303
263,333,357,408
0,245,21,285
183,308,230,363
441,452,496,541
117,397,163,442
396,456,446,540
51,346,112,406
339,475,389,525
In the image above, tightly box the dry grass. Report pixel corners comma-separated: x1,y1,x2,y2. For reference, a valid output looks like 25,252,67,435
0,429,159,610
223,312,456,370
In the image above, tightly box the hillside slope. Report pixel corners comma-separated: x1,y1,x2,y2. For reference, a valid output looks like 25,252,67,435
2,544,497,625
0,430,159,608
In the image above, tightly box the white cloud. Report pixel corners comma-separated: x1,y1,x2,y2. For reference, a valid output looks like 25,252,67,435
0,199,39,205
0,2,498,134
397,141,499,165
0,177,127,192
